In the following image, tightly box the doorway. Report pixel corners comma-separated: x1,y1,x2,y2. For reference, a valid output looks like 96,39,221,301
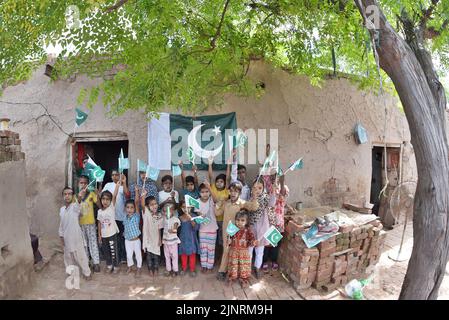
370,145,402,228
69,133,129,191
370,147,384,216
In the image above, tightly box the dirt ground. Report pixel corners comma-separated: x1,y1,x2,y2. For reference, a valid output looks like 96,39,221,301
18,222,449,300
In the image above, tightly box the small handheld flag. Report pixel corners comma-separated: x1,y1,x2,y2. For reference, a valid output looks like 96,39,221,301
172,165,182,177
277,164,284,176
75,108,88,127
263,225,283,247
91,166,106,182
226,220,240,237
191,216,210,225
137,159,147,172
187,146,196,163
185,195,200,210
259,150,277,178
145,165,160,181
234,130,248,148
118,148,129,173
284,158,303,174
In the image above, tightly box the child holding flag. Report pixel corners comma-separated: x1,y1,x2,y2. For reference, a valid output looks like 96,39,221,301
97,181,121,274
178,201,200,277
140,189,163,277
196,182,219,273
248,178,271,279
264,175,289,272
226,211,258,288
77,175,101,273
159,175,179,204
123,188,142,277
180,161,200,199
162,200,180,277
215,181,259,281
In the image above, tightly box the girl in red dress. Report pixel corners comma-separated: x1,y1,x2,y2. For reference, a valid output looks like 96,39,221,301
226,211,259,287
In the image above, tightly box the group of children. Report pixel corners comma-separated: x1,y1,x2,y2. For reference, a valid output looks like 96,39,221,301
59,152,290,287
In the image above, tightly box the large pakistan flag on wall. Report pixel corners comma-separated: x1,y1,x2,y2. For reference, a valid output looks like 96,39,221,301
148,112,237,170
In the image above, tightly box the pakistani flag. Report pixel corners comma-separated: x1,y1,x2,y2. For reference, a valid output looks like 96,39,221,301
145,165,159,181
226,220,240,237
91,166,106,183
147,112,237,170
260,150,277,176
118,148,129,173
233,130,248,148
137,159,147,172
191,216,210,225
75,108,88,127
185,195,200,209
286,158,303,172
172,165,182,177
277,164,284,176
187,146,195,163
264,225,283,247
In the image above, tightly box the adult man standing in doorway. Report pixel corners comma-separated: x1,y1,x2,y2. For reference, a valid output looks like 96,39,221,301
103,170,129,265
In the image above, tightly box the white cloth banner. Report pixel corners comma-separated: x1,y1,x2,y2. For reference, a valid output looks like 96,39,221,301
148,113,171,170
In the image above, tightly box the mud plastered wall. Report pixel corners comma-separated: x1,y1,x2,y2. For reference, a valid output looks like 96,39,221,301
0,61,417,237
0,131,34,298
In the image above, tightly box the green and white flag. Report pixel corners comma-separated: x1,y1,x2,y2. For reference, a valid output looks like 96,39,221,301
91,166,106,183
233,130,248,148
260,150,277,176
277,164,284,176
191,216,210,225
137,159,147,172
226,220,240,237
75,108,88,127
145,165,159,181
264,225,283,247
285,158,303,173
185,194,200,209
118,148,129,173
172,165,182,177
147,112,237,170
187,146,195,163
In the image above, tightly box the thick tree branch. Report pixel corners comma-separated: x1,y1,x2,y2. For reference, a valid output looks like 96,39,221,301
355,0,449,300
421,0,440,26
210,0,231,49
104,0,129,13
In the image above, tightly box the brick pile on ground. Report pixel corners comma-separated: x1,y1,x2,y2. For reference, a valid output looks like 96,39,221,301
0,130,25,163
279,215,386,293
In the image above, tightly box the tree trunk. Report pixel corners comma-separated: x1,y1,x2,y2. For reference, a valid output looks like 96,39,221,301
355,0,449,299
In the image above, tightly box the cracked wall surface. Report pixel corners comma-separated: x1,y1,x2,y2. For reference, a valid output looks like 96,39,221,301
0,61,417,237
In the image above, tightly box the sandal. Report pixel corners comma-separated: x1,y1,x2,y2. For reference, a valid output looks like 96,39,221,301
272,262,279,271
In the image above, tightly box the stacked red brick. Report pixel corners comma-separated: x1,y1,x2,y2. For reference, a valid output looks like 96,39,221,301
0,130,25,163
279,218,386,292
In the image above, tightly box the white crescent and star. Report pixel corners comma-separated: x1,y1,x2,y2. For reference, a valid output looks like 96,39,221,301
188,124,223,159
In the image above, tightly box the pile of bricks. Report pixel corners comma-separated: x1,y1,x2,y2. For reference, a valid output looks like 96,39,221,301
0,130,25,163
279,216,386,293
